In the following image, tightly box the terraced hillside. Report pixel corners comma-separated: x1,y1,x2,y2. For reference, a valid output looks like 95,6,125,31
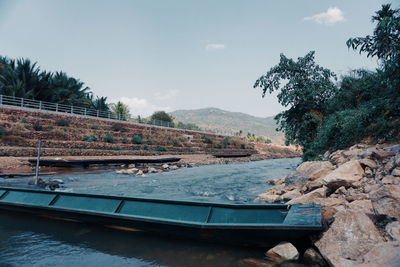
0,107,255,157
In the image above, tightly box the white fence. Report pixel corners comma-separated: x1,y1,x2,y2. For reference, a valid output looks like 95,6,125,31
0,94,236,136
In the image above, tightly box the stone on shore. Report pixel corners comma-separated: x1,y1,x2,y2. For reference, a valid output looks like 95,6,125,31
369,185,400,220
287,187,326,204
162,164,169,169
386,221,400,241
303,248,326,266
256,193,280,203
315,210,384,265
265,242,299,263
296,161,334,181
323,160,364,190
279,189,302,201
357,241,400,267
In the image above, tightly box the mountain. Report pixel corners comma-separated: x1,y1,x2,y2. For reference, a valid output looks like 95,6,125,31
171,107,285,144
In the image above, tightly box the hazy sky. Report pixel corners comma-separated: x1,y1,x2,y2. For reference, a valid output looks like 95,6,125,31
0,0,395,117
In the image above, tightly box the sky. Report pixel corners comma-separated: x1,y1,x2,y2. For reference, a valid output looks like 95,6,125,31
0,0,397,117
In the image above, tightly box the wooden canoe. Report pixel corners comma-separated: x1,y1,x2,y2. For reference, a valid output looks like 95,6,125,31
0,187,322,247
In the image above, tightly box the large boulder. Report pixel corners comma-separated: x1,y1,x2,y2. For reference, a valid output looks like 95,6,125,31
346,199,374,214
287,187,326,204
369,185,400,220
323,160,364,190
265,242,299,263
358,241,400,267
315,210,384,265
386,221,400,241
296,161,334,181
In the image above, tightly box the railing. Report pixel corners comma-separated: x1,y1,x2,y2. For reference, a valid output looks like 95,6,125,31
0,94,236,136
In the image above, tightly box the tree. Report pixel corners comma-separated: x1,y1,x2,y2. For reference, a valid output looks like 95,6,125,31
111,101,130,120
150,111,174,122
92,96,109,111
254,51,337,153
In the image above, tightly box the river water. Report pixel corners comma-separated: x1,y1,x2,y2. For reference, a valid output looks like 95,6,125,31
0,157,300,267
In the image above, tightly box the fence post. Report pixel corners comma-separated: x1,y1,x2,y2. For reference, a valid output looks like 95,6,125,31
84,108,87,116
39,101,42,110
71,106,73,114
97,110,99,117
0,95,2,105
21,98,24,107
108,112,111,119
56,103,58,112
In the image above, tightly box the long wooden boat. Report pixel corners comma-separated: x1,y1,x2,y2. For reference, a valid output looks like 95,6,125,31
0,187,322,247
212,153,252,158
28,157,181,167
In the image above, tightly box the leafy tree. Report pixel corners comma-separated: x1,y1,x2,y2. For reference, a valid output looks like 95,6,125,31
92,96,109,111
254,51,337,154
111,101,130,120
150,111,174,122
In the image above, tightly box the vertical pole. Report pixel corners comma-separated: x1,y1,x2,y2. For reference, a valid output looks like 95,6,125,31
0,95,2,105
84,108,87,116
97,110,99,117
71,106,73,114
21,98,24,107
56,103,58,112
39,101,42,110
34,140,42,185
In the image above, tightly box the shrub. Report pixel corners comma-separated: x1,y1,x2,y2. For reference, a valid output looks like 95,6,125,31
0,126,7,137
32,121,43,131
121,138,129,144
223,137,230,148
111,123,127,132
214,141,222,149
201,135,213,144
240,144,247,149
132,134,142,144
114,146,122,151
143,143,149,150
104,133,114,143
172,137,182,147
155,146,167,152
55,119,70,127
83,135,98,142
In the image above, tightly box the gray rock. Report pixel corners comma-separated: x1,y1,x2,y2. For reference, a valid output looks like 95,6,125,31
265,242,299,263
386,221,400,241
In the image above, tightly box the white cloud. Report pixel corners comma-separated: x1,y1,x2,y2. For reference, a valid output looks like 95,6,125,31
111,96,172,117
303,7,345,25
153,89,179,101
205,43,225,51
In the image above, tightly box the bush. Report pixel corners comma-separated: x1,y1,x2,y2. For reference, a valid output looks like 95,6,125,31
201,135,213,144
214,141,222,149
143,143,148,150
111,123,127,132
104,133,114,143
240,144,247,149
223,137,230,148
121,138,129,144
0,126,6,137
172,137,182,147
155,146,167,152
32,121,43,131
132,134,142,144
55,119,70,127
83,135,98,142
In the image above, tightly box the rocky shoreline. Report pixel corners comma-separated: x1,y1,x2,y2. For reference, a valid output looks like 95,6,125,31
255,143,400,266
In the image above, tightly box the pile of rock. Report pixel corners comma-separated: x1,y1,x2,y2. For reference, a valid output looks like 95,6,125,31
115,163,181,176
256,143,400,266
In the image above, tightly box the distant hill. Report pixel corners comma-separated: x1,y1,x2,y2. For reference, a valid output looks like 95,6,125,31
171,108,285,144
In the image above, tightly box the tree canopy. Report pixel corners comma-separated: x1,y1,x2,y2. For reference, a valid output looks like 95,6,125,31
150,111,174,122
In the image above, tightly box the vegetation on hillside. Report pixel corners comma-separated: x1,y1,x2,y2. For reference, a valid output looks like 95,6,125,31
254,4,400,160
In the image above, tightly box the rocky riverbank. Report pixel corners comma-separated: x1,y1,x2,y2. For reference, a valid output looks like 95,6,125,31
255,143,400,266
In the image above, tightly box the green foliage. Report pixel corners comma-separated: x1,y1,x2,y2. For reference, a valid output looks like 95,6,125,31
0,126,6,137
254,4,400,161
201,135,213,144
176,122,201,131
55,118,70,127
103,133,114,143
143,143,149,150
32,121,43,131
223,137,230,148
240,144,246,149
214,141,223,149
150,111,174,123
132,134,142,144
172,137,182,147
121,138,129,144
111,101,130,121
155,145,167,152
83,135,98,142
110,123,127,132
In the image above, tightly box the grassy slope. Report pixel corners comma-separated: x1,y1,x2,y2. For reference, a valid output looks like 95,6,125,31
171,107,284,144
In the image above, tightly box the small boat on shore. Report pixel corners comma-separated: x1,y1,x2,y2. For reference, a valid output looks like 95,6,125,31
0,187,322,247
27,157,181,167
212,153,252,158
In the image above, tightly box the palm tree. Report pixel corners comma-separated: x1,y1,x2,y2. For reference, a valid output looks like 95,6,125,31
111,101,130,120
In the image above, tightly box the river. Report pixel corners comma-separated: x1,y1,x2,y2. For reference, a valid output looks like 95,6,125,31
0,157,300,267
